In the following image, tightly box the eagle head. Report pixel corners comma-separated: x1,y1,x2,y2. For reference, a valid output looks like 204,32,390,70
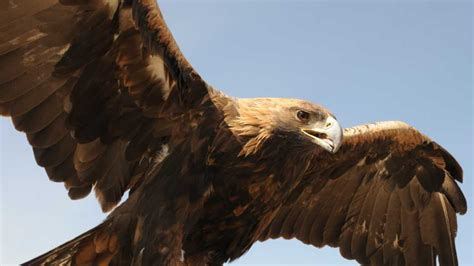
232,98,343,156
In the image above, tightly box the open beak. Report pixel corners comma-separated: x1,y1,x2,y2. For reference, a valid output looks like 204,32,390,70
301,116,343,154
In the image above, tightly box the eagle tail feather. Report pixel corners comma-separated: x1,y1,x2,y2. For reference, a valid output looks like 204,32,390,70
22,222,117,266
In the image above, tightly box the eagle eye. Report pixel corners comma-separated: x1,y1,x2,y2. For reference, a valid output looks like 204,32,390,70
296,110,310,122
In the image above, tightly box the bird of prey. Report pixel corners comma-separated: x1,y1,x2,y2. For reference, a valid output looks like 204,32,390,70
0,0,467,265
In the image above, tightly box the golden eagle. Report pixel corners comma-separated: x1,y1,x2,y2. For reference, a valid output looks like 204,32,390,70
0,0,467,265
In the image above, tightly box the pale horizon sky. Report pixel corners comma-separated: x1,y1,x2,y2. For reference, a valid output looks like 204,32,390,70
1,0,472,265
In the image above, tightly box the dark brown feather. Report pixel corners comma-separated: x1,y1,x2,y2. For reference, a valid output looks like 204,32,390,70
0,62,53,103
26,113,69,148
260,122,466,265
381,192,402,264
1,0,205,214
323,168,365,246
12,78,73,133
33,135,75,167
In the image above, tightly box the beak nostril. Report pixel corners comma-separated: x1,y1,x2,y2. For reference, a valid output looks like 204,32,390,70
325,122,332,129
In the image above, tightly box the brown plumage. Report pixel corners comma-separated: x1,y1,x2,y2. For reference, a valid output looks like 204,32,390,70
1,1,466,265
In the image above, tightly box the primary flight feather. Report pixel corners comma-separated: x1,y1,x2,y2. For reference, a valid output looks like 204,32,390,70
0,0,467,265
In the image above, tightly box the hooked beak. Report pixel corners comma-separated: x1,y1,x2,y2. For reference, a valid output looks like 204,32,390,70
301,116,343,154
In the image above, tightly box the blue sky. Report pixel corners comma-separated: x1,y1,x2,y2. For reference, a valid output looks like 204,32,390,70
1,0,472,265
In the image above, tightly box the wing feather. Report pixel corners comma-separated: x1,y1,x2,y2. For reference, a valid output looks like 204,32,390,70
350,172,381,264
1,0,210,212
33,134,75,167
323,167,365,247
399,199,433,266
9,77,66,117
45,153,76,182
259,121,466,265
12,78,72,132
365,178,390,259
309,176,345,247
381,192,402,264
26,112,69,148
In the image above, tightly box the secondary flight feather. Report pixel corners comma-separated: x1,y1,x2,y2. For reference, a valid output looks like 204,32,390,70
0,0,467,265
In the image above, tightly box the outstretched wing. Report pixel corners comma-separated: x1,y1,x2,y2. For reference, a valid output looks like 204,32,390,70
0,0,209,211
259,121,467,265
